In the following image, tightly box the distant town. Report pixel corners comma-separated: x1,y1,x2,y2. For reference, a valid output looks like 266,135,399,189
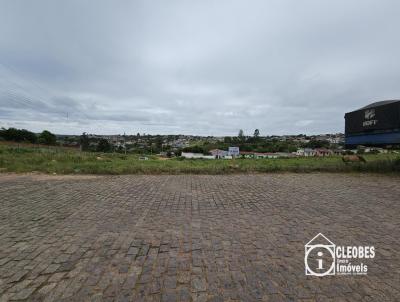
39,129,344,158
74,131,348,158
2,126,392,160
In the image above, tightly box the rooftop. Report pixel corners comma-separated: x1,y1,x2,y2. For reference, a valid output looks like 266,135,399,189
360,99,400,110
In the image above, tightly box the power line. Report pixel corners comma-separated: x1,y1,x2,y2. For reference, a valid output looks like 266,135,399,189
0,62,100,125
0,63,93,122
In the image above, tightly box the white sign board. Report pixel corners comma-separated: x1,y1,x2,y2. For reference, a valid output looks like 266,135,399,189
228,147,240,156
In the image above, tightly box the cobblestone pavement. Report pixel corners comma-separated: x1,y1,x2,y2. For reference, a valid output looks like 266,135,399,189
0,174,399,301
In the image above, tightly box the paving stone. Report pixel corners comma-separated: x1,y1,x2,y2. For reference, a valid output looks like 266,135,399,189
0,174,399,301
191,276,207,292
41,264,60,275
9,286,36,300
127,247,139,256
37,283,57,295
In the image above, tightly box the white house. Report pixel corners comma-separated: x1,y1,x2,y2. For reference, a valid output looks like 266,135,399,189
209,149,229,159
296,148,316,157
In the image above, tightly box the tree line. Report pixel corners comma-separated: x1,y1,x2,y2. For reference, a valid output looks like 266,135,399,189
0,127,57,145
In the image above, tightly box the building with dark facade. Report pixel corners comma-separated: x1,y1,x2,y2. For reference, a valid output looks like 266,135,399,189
344,100,400,147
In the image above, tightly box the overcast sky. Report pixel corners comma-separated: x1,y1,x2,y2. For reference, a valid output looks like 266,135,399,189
1,1,400,136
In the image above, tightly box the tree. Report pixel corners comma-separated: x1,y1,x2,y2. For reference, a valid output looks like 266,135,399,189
21,129,38,143
0,127,37,143
96,139,112,152
182,145,206,154
304,140,329,149
253,129,260,138
224,136,232,143
155,136,163,151
38,130,56,145
238,129,245,142
80,132,90,151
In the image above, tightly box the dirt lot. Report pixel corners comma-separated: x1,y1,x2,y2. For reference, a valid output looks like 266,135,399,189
0,173,399,301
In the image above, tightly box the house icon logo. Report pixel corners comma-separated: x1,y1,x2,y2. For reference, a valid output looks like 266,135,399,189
305,233,336,276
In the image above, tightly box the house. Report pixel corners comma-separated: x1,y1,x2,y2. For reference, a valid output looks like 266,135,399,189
296,148,315,157
315,148,333,157
332,149,344,156
209,149,229,159
296,149,305,156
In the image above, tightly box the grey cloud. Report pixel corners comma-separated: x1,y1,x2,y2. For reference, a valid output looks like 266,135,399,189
1,0,400,135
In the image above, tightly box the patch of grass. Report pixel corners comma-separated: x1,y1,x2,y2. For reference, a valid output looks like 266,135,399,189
0,143,399,174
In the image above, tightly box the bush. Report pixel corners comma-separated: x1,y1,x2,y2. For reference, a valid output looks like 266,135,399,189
182,145,207,154
38,130,57,145
0,127,37,143
96,139,112,152
80,133,90,151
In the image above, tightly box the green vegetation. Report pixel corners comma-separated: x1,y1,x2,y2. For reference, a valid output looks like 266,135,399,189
0,127,38,143
203,130,333,153
0,127,339,154
38,130,57,145
0,127,57,145
96,138,112,152
1,142,399,175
